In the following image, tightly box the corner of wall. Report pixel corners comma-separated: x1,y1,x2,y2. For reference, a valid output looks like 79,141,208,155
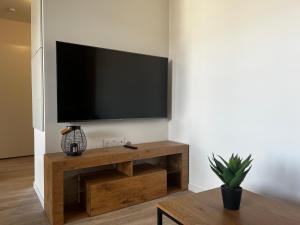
188,183,206,193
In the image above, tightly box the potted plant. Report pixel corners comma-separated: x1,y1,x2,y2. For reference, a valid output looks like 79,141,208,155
209,154,253,210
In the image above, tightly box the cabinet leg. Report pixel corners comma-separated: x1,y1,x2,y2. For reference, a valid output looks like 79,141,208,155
157,208,163,225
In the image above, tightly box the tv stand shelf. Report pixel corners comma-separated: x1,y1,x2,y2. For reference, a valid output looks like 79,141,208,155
44,141,189,225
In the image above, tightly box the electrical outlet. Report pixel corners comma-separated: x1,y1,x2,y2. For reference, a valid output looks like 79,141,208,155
103,137,127,148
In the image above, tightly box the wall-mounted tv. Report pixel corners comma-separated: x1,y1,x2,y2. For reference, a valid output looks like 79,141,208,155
56,41,168,122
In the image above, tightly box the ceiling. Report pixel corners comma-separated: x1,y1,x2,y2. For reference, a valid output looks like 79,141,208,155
0,0,31,23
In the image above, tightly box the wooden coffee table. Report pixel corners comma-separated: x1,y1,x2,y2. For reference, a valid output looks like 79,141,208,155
157,188,300,225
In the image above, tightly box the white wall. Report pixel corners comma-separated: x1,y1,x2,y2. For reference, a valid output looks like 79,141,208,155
33,128,45,205
43,0,169,153
0,19,33,159
34,0,170,201
170,0,300,204
31,0,45,205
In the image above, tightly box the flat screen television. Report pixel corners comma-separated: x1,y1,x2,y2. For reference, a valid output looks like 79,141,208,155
56,41,168,122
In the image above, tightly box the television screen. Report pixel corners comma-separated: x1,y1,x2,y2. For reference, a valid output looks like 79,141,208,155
56,41,168,122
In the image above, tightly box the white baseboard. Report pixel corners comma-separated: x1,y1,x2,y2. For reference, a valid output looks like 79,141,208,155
33,182,44,209
188,183,205,193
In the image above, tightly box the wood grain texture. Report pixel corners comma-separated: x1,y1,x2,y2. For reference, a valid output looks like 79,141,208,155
0,156,190,225
44,159,64,225
180,151,189,190
86,166,167,216
116,161,133,176
44,141,189,225
158,188,300,225
44,141,189,170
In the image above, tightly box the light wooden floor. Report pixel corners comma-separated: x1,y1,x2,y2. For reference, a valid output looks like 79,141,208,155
0,156,191,225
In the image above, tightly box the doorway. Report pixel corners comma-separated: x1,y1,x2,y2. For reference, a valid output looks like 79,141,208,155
0,0,33,158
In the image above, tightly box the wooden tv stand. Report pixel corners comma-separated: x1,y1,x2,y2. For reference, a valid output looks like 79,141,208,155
44,141,189,225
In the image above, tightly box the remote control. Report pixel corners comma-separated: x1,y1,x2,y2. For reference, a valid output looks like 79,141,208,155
124,144,138,149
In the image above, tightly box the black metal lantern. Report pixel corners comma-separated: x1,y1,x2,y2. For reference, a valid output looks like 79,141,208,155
61,126,87,156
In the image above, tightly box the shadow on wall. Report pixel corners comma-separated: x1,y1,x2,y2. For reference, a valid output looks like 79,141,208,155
168,60,173,119
257,159,300,207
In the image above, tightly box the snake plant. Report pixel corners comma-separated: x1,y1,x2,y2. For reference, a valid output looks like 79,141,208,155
209,153,253,190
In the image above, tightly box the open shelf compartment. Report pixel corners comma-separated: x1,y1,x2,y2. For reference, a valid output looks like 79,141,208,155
63,154,184,223
133,154,183,194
